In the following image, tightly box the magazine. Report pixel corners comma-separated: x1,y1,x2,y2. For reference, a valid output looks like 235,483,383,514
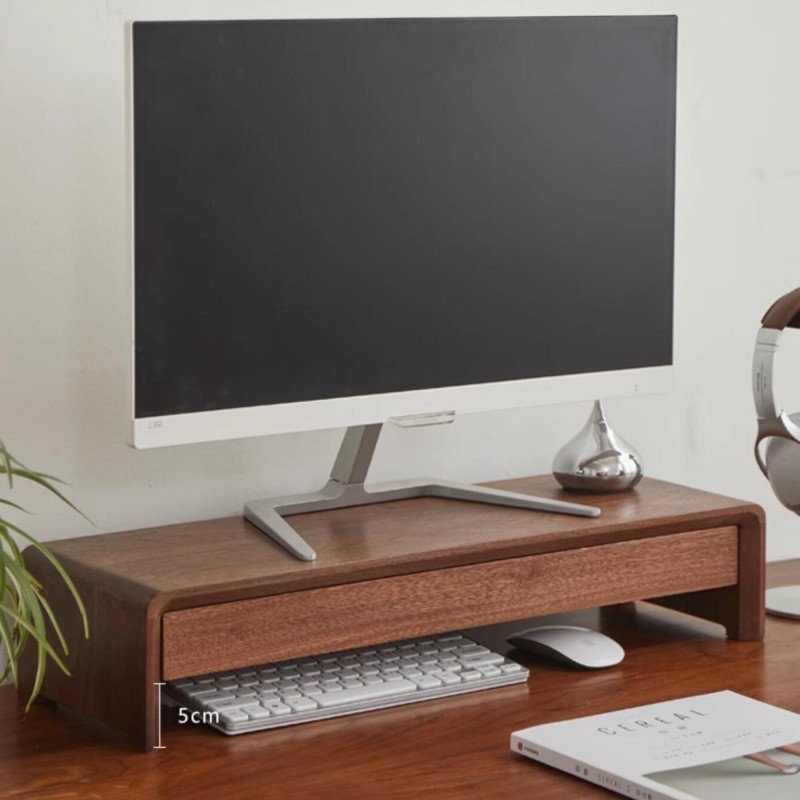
511,691,800,800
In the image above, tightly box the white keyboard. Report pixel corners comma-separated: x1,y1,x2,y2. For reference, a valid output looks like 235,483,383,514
167,631,528,734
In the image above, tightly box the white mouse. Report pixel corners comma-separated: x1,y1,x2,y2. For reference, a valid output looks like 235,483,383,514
506,625,625,669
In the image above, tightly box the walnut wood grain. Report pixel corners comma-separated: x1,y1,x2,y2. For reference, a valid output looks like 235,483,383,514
18,549,160,751
649,505,765,640
17,476,765,751
163,526,738,678
1,593,794,800
36,476,761,610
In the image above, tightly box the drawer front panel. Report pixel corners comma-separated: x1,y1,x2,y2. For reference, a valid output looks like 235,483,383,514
162,526,738,679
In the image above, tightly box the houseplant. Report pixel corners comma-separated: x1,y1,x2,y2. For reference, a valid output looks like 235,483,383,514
0,439,89,709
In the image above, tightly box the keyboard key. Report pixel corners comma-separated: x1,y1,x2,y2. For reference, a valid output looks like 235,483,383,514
456,645,490,657
193,690,234,703
219,709,249,725
411,675,442,690
263,701,292,716
207,697,261,711
299,667,321,677
285,697,319,712
247,706,272,720
183,686,217,698
400,667,423,679
458,654,505,668
315,679,416,708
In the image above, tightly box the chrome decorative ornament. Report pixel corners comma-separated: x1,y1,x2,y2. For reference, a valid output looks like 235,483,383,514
552,400,643,492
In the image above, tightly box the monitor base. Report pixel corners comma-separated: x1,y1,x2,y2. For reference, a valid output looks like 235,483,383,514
244,423,601,561
765,586,800,619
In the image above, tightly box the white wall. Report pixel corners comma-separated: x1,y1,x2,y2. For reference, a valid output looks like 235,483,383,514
2,0,800,561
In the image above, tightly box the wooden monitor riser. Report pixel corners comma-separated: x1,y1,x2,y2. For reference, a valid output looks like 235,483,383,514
19,475,765,751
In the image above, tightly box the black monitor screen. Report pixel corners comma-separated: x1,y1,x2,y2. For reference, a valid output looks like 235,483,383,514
133,16,676,418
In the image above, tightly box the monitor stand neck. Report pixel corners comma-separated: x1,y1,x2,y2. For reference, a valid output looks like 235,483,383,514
244,423,600,561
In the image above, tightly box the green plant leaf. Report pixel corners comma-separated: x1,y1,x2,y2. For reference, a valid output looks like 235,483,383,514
0,601,69,710
32,583,69,657
0,439,13,489
0,599,69,673
2,520,88,638
0,441,90,710
3,559,72,710
0,440,54,479
0,616,18,686
3,468,92,525
0,547,16,685
0,498,28,514
0,522,24,565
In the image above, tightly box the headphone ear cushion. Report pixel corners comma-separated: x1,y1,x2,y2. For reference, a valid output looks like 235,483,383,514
765,417,800,513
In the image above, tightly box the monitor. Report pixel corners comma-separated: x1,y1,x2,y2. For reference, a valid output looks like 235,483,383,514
128,15,676,559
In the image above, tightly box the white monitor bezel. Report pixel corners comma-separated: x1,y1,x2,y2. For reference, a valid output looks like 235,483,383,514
126,20,674,450
132,366,673,449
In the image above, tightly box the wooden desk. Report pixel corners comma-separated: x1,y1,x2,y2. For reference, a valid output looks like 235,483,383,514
19,476,764,752
3,578,799,800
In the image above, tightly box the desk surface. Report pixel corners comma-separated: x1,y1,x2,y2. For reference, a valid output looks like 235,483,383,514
3,559,799,800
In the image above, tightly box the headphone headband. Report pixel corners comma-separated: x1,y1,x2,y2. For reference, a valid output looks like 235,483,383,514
762,286,800,329
754,287,800,476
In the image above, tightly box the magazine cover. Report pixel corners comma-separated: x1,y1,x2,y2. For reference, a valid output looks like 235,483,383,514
511,691,800,800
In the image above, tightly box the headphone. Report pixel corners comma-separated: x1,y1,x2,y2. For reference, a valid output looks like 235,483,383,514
754,286,800,513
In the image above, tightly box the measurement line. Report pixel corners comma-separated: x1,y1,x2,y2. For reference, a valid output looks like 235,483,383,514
154,682,167,749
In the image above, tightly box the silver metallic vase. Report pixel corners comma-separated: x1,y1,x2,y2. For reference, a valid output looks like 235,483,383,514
552,400,643,492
